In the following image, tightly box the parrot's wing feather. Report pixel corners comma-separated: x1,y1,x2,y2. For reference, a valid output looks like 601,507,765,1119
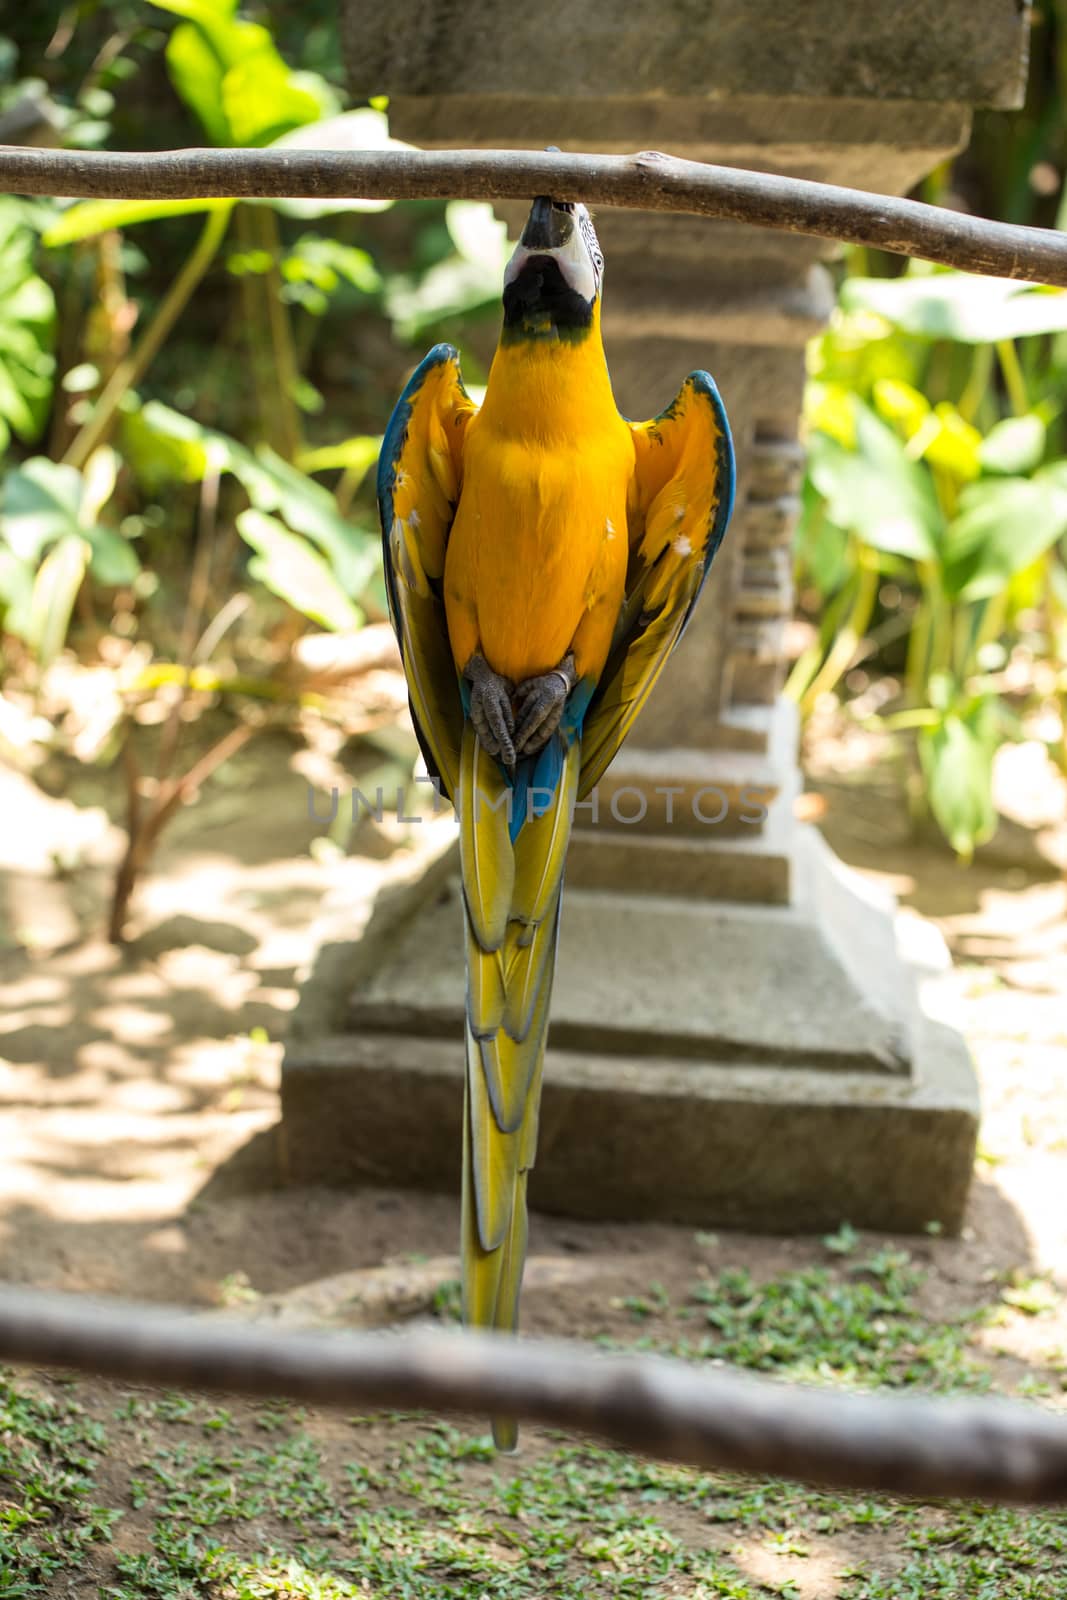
377,343,477,802
578,371,735,797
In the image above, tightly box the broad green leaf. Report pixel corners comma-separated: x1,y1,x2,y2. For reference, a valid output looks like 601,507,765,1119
942,472,1067,599
979,414,1047,476
808,306,920,399
221,50,326,147
83,524,140,586
0,201,55,444
80,446,118,526
380,200,512,342
1,457,83,561
923,403,982,484
1,455,137,590
44,196,231,246
918,701,998,859
153,0,251,82
872,378,930,441
298,435,381,479
120,404,379,598
267,110,404,217
0,547,34,631
149,0,238,26
804,380,855,447
806,398,940,561
281,236,381,298
235,446,380,598
236,509,363,631
165,21,230,145
162,2,334,148
842,272,1067,344
385,255,503,340
25,534,89,670
797,477,850,596
120,399,243,488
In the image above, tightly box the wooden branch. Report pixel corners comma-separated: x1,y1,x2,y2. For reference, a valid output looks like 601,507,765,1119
2,144,1067,286
3,1283,1067,1504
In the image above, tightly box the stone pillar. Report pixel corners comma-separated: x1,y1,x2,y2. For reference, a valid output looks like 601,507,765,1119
279,1,1030,1230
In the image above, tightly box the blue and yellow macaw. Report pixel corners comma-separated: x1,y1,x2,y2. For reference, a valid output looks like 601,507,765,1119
378,195,734,1446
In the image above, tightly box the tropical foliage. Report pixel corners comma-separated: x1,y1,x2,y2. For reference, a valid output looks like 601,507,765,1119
793,267,1067,857
0,2,508,935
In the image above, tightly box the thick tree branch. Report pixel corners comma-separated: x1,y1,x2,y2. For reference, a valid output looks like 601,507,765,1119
2,144,1067,286
2,1284,1067,1504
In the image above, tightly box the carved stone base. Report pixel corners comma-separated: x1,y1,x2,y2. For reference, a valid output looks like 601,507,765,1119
280,826,979,1233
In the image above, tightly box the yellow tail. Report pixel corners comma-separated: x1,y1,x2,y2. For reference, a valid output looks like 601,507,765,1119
458,721,578,1450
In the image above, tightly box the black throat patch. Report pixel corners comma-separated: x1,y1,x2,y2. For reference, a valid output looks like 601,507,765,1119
502,254,594,343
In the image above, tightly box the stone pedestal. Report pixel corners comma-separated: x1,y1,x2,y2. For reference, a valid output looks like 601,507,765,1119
280,0,1029,1229
282,823,978,1230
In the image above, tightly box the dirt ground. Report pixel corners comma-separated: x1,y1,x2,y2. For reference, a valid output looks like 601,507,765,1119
1,717,1066,1597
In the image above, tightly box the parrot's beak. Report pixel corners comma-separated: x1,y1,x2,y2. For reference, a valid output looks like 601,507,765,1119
519,195,575,253
502,194,600,330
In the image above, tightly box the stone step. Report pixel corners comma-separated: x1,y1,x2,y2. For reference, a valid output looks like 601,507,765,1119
280,1019,978,1234
346,829,919,1077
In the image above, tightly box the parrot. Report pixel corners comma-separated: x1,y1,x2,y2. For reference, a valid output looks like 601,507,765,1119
377,192,735,1447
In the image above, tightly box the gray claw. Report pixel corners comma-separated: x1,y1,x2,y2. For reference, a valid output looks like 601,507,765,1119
464,653,516,765
513,653,576,758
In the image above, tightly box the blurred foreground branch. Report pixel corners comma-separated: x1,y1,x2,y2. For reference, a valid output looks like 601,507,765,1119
2,144,1067,286
3,1284,1067,1503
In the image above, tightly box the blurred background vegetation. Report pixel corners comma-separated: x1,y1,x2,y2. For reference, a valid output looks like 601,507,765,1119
1,0,1065,938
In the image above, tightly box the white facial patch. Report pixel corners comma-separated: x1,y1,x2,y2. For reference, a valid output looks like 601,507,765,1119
504,207,600,303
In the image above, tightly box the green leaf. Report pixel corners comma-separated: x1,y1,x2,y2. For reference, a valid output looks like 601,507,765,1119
0,546,34,629
922,403,982,484
806,398,941,561
842,272,1067,344
978,414,1047,476
235,446,380,598
918,701,999,859
164,21,231,145
1,457,83,561
282,235,381,298
149,0,239,26
161,3,334,148
298,435,381,479
872,377,930,440
83,524,140,586
24,534,89,670
44,196,231,246
797,477,850,595
1,455,137,592
120,399,242,488
942,472,1067,599
119,403,380,599
236,509,363,631
221,48,327,147
0,199,55,444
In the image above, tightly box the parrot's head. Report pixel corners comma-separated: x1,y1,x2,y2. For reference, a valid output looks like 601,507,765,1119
502,196,604,339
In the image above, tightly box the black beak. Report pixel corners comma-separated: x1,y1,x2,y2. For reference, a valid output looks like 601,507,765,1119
520,195,573,252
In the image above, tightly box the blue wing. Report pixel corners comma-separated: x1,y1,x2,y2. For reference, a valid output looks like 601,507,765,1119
377,343,477,801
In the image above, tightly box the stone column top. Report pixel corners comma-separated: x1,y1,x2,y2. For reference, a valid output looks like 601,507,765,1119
345,0,1030,111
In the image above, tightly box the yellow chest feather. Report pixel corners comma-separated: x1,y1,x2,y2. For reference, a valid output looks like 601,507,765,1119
444,332,634,683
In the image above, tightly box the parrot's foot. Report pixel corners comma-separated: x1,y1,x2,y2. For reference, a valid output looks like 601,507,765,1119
465,652,516,766
513,653,576,758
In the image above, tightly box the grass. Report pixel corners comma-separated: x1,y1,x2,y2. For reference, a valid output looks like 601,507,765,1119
2,1246,1065,1598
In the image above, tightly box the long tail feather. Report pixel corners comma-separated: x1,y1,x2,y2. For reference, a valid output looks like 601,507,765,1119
458,724,576,1449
